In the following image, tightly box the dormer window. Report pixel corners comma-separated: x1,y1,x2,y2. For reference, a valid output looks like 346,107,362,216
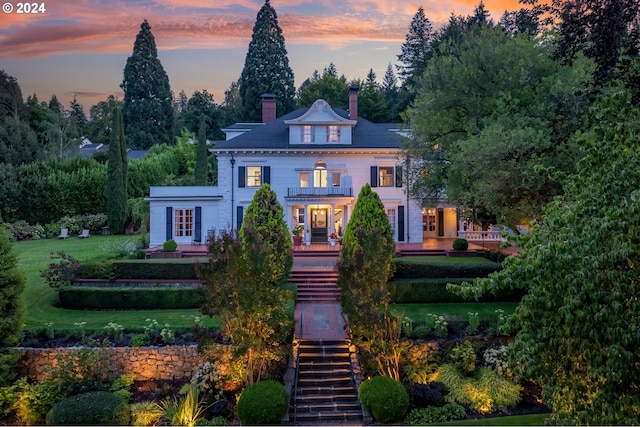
301,125,314,143
326,126,340,143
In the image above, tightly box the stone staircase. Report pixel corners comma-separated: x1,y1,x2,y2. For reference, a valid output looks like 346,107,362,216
287,261,367,425
289,270,340,303
290,339,365,425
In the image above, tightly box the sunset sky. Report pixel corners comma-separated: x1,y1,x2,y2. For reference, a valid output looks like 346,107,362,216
1,0,522,112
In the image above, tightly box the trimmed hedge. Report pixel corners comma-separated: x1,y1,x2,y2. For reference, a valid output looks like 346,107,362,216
59,286,201,309
393,260,502,279
112,259,206,280
388,278,525,303
45,391,130,425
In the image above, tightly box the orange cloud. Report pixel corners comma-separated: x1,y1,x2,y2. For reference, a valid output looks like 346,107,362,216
0,0,523,59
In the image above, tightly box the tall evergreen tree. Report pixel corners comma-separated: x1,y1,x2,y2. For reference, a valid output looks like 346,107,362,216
397,7,434,85
0,225,25,386
69,96,87,137
106,107,128,234
239,183,293,285
195,119,208,185
381,63,401,122
0,70,23,120
121,20,175,149
239,0,296,122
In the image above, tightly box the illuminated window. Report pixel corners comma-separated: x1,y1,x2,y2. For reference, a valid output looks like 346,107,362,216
175,209,193,237
246,166,261,187
301,125,314,143
300,173,309,187
379,167,394,187
326,126,340,143
314,169,328,187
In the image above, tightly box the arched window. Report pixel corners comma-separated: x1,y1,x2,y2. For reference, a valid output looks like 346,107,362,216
314,160,328,188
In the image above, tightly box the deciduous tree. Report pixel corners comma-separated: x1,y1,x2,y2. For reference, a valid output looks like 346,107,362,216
239,0,295,122
121,20,175,149
195,120,208,185
405,26,592,228
449,89,640,424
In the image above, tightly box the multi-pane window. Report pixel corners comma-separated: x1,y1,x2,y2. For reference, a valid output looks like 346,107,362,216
385,208,396,234
314,168,328,187
326,126,340,143
246,166,262,187
301,125,314,143
296,208,305,226
175,209,193,237
379,166,394,187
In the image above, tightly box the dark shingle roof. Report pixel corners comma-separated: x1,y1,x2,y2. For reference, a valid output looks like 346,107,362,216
213,107,403,151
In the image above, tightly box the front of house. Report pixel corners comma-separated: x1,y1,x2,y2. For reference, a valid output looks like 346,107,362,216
146,88,472,248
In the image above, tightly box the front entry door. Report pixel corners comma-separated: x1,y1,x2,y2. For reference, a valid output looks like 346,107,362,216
311,208,328,243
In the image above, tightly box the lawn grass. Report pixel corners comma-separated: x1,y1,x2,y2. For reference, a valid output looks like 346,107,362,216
398,256,494,264
392,302,518,323
435,413,550,425
14,235,220,331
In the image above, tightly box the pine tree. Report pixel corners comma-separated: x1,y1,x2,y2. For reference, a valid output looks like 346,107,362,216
195,119,208,185
106,107,128,234
0,225,25,385
239,0,296,122
121,20,175,149
397,7,434,85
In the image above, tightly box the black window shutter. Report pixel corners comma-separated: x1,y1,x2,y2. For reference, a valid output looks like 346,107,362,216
398,206,405,242
263,166,271,184
370,166,378,187
236,206,244,231
194,207,202,242
238,166,246,188
395,165,403,187
165,207,172,241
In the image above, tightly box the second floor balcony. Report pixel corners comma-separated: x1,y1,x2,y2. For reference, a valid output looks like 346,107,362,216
287,187,353,198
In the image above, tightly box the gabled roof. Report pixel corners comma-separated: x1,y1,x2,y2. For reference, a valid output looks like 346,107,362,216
213,106,403,151
284,99,356,125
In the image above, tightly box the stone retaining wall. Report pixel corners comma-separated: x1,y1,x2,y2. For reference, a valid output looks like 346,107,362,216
16,345,205,382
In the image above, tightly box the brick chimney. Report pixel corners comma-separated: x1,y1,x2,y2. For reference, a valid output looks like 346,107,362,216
261,94,277,123
348,85,359,122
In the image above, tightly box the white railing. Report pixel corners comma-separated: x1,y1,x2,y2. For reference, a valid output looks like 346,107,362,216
457,231,504,241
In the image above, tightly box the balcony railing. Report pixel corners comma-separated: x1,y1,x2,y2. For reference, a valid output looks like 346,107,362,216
287,187,353,197
457,231,504,241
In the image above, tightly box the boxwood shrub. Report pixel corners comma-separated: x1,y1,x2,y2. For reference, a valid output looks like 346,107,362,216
388,278,525,303
236,380,288,425
45,391,130,425
359,376,409,423
59,286,201,309
393,260,502,279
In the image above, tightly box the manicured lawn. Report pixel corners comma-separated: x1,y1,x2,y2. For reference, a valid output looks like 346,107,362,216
14,235,220,331
398,256,495,264
393,302,518,323
436,413,550,425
